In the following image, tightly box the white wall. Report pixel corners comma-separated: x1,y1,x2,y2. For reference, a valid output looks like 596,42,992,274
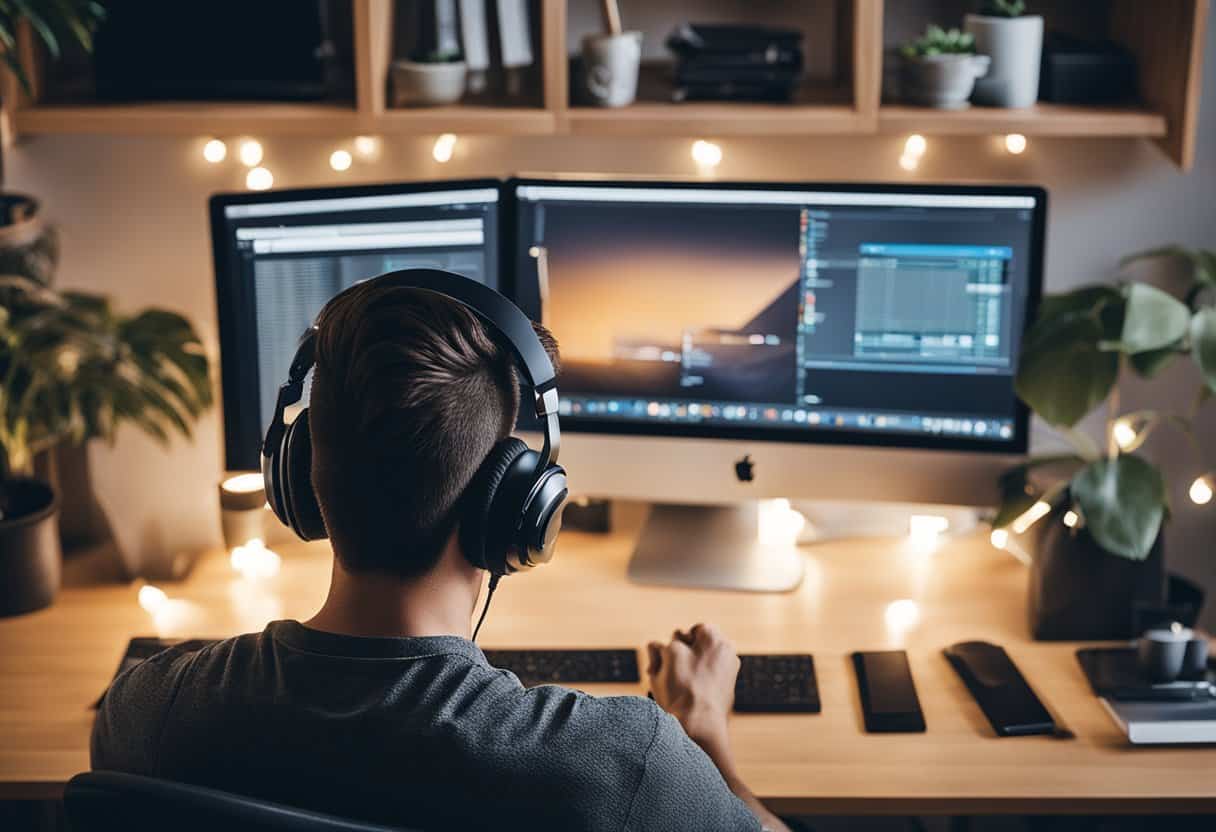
9,23,1214,624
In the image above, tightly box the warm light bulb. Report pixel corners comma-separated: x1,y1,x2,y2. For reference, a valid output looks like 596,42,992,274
1062,510,1079,528
691,140,723,168
138,584,168,614
1113,419,1137,450
231,538,281,579
904,134,927,157
1004,133,1027,155
898,153,919,172
329,149,353,172
1011,500,1052,535
202,138,227,163
990,528,1009,549
885,599,921,634
221,473,265,494
353,135,380,158
908,513,949,544
246,166,274,191
432,133,458,163
238,139,264,167
1190,476,1214,505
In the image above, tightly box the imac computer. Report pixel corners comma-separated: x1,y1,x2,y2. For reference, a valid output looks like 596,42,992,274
211,180,503,471
509,179,1045,591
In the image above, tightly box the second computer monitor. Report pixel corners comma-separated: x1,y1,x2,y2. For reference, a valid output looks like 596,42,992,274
510,179,1045,507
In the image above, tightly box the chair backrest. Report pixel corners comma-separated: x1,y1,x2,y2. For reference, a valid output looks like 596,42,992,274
65,771,421,832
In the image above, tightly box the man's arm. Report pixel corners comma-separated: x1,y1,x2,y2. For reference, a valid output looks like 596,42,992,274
646,624,793,832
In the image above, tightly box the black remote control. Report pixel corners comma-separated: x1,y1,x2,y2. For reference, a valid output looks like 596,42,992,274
944,641,1056,737
852,650,926,732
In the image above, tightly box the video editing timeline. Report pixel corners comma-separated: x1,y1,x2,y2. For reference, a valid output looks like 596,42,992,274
513,184,1035,444
218,187,499,429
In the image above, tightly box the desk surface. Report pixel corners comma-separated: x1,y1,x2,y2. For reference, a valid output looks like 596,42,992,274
2,514,1214,814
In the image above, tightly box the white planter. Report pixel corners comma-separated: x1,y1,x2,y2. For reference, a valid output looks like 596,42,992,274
390,59,468,107
965,13,1044,108
581,31,642,107
901,53,990,110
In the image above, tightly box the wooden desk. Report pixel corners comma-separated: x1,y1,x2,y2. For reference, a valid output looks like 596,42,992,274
2,515,1214,815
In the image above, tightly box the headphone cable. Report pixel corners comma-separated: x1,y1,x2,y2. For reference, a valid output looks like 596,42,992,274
471,573,501,642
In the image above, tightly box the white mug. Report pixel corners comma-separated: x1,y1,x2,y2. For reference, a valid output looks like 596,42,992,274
581,31,642,108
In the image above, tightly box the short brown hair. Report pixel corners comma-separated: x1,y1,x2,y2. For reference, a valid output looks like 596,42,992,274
308,281,559,578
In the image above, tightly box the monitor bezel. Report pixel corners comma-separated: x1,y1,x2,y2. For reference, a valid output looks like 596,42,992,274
210,178,507,471
506,176,1046,456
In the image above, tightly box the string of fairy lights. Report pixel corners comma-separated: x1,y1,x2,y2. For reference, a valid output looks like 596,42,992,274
198,133,1041,191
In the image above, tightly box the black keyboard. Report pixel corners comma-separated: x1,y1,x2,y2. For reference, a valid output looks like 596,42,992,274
734,654,820,713
484,649,640,686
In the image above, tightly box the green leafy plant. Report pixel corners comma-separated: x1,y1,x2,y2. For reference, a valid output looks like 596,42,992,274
0,277,211,515
0,1,106,97
900,26,976,59
409,47,462,64
995,245,1215,559
979,0,1028,17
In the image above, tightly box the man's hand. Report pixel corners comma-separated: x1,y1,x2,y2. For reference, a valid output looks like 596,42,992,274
646,623,740,752
647,625,792,832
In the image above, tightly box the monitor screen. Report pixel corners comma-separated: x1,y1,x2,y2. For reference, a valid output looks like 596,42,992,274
211,180,502,469
510,180,1044,453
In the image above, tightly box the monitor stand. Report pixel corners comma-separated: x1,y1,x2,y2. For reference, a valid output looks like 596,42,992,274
627,502,805,593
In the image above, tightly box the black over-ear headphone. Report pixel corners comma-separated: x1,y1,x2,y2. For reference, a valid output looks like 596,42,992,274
261,268,568,577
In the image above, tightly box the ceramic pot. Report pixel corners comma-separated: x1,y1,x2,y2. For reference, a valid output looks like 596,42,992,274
390,59,468,107
1029,500,1165,640
901,53,990,109
0,477,61,617
965,13,1044,107
581,31,642,107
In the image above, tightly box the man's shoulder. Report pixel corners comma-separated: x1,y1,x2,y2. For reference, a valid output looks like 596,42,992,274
90,632,262,774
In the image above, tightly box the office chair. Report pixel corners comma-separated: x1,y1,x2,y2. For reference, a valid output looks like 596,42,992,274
64,771,421,832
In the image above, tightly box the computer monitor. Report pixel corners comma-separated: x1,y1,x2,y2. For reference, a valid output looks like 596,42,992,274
509,178,1045,590
211,180,503,470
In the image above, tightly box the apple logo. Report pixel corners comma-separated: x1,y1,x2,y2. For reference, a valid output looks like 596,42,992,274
734,454,755,483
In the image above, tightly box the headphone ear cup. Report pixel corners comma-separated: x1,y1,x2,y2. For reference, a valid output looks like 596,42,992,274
460,438,529,573
281,410,328,541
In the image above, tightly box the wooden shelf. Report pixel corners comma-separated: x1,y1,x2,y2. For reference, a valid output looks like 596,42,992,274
0,0,1206,168
376,106,555,135
567,101,867,136
11,102,361,136
878,103,1168,137
567,77,864,136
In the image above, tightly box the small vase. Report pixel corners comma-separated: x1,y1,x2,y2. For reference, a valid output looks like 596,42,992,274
900,53,990,109
0,477,62,617
390,59,468,107
1028,501,1165,640
965,13,1044,108
581,31,642,107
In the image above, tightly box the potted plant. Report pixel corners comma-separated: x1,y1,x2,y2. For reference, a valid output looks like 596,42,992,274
391,47,467,107
0,272,212,617
965,0,1044,108
899,25,990,110
995,245,1215,640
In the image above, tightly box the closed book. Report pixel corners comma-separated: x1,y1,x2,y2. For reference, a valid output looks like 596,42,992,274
1100,697,1216,744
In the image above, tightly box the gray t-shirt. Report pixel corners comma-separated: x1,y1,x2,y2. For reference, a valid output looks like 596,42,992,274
92,620,760,831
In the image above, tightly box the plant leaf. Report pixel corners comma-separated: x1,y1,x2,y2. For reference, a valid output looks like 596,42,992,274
1129,345,1179,378
1191,307,1216,392
1028,286,1124,354
1016,313,1118,427
1119,283,1191,353
1070,454,1166,560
